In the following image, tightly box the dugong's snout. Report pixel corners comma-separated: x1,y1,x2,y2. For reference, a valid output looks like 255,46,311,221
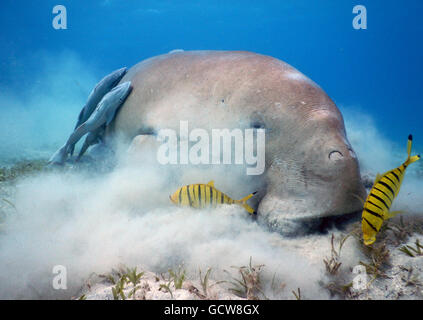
259,127,366,236
322,138,366,215
301,116,366,213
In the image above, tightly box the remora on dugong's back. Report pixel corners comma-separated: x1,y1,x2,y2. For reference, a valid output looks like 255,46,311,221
48,81,132,165
69,67,127,156
106,50,366,234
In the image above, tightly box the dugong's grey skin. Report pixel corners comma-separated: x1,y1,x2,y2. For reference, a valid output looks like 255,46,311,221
106,50,366,234
69,67,127,156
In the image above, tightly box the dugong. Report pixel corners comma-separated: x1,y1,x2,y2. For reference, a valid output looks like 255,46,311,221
105,50,366,234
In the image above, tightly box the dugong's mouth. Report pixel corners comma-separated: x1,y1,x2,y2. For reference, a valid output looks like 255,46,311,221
295,210,361,235
260,209,362,237
257,187,365,236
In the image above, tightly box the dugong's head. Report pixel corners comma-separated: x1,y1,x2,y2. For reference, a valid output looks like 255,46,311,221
250,63,366,235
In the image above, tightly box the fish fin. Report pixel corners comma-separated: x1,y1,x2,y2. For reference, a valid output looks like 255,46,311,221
385,210,404,220
369,173,383,189
69,144,75,157
403,134,421,166
75,107,85,130
237,191,257,203
374,173,383,184
407,134,413,159
234,192,257,214
76,138,90,161
69,108,86,156
239,203,257,215
207,180,215,187
363,237,376,246
406,155,421,165
352,193,366,205
47,144,69,165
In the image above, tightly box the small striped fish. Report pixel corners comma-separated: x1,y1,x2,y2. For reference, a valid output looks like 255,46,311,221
362,135,420,245
170,181,257,215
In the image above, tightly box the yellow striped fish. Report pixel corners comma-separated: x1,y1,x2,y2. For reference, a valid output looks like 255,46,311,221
362,134,420,245
170,181,257,215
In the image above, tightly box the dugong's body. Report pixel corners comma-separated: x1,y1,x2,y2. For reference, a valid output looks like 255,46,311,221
106,50,366,234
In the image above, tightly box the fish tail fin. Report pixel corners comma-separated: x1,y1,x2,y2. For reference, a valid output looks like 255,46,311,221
235,192,257,215
406,155,421,166
238,191,257,203
240,203,257,215
69,144,75,157
404,134,420,166
407,134,413,159
76,142,89,162
363,237,376,246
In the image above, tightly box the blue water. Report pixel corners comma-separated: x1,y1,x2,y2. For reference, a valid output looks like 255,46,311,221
0,0,422,150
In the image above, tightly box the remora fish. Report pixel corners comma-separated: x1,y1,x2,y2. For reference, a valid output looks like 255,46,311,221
48,81,132,165
362,134,420,245
69,67,127,156
76,125,106,161
170,181,257,215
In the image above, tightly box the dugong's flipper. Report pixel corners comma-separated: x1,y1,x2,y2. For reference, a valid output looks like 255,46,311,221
48,81,132,166
68,67,127,156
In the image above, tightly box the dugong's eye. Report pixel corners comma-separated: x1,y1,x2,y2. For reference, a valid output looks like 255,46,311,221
250,121,266,129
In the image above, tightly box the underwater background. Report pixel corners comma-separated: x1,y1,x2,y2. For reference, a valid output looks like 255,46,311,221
0,0,423,299
1,0,423,161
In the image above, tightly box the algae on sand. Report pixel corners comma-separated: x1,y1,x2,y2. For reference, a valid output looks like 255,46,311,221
0,159,47,182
